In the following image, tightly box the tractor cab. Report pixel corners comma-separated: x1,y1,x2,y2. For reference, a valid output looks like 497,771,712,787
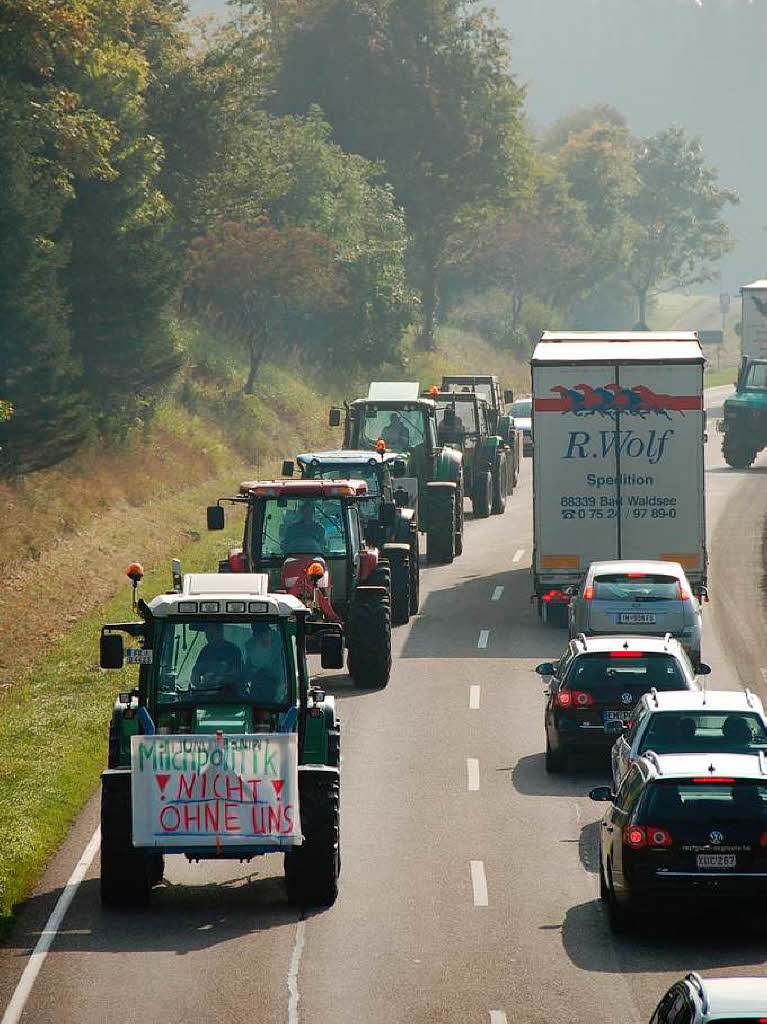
439,374,513,433
719,356,767,468
427,388,491,448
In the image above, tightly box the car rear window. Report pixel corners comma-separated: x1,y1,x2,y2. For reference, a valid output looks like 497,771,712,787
511,400,531,417
593,573,680,601
639,712,767,756
566,653,686,689
640,780,767,823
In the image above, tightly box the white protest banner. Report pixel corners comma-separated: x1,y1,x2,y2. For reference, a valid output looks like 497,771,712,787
130,733,301,848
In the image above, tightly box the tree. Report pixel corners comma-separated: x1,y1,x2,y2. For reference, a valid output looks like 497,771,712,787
624,124,738,324
186,221,344,392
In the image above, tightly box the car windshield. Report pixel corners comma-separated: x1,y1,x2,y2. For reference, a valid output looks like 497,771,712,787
639,711,767,755
356,405,426,451
641,780,767,823
154,619,290,705
566,652,686,689
744,362,767,388
593,573,681,602
261,497,346,557
435,399,478,439
510,399,532,418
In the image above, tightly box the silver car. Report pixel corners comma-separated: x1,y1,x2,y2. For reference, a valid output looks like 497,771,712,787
649,973,767,1023
568,559,703,667
509,397,532,457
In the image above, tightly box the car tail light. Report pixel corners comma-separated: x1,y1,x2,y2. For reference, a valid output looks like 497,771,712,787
609,651,642,658
626,573,646,578
556,689,593,708
692,777,734,783
676,582,690,601
583,585,593,601
759,831,767,847
623,825,671,848
623,826,647,849
646,826,672,847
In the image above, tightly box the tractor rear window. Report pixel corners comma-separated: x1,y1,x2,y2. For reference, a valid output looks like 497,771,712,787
744,362,767,388
510,399,532,418
357,406,426,452
566,653,685,689
638,711,767,756
313,465,381,498
155,619,290,705
592,574,680,601
261,497,346,557
435,400,479,439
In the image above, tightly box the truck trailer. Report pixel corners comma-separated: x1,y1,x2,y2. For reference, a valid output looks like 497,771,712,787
531,332,707,624
740,279,767,360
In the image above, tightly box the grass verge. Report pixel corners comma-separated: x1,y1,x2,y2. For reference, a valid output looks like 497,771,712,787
704,367,737,387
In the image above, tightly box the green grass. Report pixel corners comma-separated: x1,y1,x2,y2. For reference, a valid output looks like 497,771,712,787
704,366,737,388
650,293,708,330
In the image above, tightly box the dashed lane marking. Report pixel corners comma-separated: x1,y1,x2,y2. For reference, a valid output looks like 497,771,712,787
1,828,101,1024
467,758,480,791
469,685,481,710
512,548,524,563
491,586,504,602
490,1013,508,1024
470,860,488,906
478,630,490,649
287,919,306,1024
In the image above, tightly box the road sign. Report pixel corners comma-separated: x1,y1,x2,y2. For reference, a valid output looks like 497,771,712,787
699,330,724,345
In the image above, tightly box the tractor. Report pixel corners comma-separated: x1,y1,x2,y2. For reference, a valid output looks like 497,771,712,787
99,563,343,909
207,478,392,688
717,356,767,468
282,448,420,626
426,388,513,517
439,374,521,485
329,382,464,564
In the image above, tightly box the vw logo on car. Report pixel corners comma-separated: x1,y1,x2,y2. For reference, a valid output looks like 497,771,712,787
709,830,724,845
621,692,633,705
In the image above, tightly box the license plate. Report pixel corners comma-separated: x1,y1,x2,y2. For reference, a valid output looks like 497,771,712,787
602,710,632,723
696,854,736,869
617,613,656,624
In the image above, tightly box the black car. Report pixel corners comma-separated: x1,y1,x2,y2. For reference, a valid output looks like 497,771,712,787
537,635,704,773
591,752,767,933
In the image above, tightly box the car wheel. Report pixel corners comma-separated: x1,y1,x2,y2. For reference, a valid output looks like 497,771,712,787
545,736,566,773
598,860,609,903
607,866,631,934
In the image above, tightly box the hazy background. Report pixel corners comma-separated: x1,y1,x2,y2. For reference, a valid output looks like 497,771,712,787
189,0,767,290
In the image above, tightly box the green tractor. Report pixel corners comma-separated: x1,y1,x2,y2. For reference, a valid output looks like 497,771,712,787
427,388,513,517
99,563,343,909
329,382,464,564
282,449,420,625
718,357,767,468
439,374,521,486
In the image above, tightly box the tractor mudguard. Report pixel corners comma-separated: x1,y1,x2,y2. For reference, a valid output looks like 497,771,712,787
434,446,462,482
302,697,338,766
425,479,457,494
298,763,340,781
352,584,389,602
109,699,139,769
381,542,410,558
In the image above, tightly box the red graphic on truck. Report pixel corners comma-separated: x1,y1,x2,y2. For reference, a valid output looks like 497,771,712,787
535,384,701,420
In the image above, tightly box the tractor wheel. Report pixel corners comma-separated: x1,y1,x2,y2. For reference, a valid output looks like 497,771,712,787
454,479,464,556
285,772,340,908
366,560,392,595
722,432,756,469
409,534,420,614
472,470,492,518
390,551,411,626
491,455,507,515
426,488,455,564
347,596,392,688
100,772,152,908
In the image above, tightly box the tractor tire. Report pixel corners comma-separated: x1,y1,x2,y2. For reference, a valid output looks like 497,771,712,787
472,470,492,518
366,561,392,595
390,551,411,626
426,488,455,565
491,455,507,515
722,432,756,469
347,596,392,688
454,478,464,556
284,771,340,908
409,533,421,614
100,771,152,908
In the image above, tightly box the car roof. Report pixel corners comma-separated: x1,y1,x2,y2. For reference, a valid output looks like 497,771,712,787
573,634,684,655
639,689,764,713
239,479,368,497
587,559,685,578
646,752,767,780
296,450,400,466
700,976,767,1013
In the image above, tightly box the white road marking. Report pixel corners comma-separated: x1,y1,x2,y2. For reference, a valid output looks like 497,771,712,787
1,828,101,1024
469,685,481,710
761,668,767,685
287,919,306,1024
470,860,488,906
478,629,490,649
512,548,524,563
490,1013,508,1024
467,758,480,791
491,586,504,602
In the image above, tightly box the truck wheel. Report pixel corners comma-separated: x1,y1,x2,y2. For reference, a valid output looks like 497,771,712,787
100,773,152,908
426,488,455,564
491,456,507,515
409,534,420,614
285,772,340,907
472,471,492,518
454,479,464,556
722,432,756,469
390,551,411,626
347,596,392,688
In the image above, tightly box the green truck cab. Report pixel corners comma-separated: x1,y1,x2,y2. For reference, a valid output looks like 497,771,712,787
718,357,767,468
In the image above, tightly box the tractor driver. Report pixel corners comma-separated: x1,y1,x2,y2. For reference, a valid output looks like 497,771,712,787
191,622,243,687
283,501,326,551
382,412,410,451
244,623,288,702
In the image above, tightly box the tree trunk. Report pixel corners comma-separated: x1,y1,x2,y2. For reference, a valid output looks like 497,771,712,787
417,260,438,351
635,288,649,329
244,327,266,394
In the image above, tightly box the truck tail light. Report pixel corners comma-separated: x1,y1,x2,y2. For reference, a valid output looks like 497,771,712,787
542,589,571,604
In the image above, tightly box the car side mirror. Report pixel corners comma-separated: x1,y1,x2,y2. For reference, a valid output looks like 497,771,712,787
282,460,295,477
589,786,614,802
504,389,513,404
381,500,397,529
697,663,712,676
535,662,554,676
603,720,624,737
328,408,341,427
100,633,124,669
320,631,344,670
207,505,225,530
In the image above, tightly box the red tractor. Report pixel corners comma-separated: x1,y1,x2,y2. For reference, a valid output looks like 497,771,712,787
207,479,392,689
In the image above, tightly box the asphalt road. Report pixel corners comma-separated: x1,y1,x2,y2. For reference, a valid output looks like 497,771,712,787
1,384,766,1024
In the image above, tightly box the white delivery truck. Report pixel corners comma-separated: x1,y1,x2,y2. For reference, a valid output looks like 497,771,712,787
740,280,767,359
531,332,707,623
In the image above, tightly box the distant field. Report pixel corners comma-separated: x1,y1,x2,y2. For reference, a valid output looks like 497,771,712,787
650,293,709,330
